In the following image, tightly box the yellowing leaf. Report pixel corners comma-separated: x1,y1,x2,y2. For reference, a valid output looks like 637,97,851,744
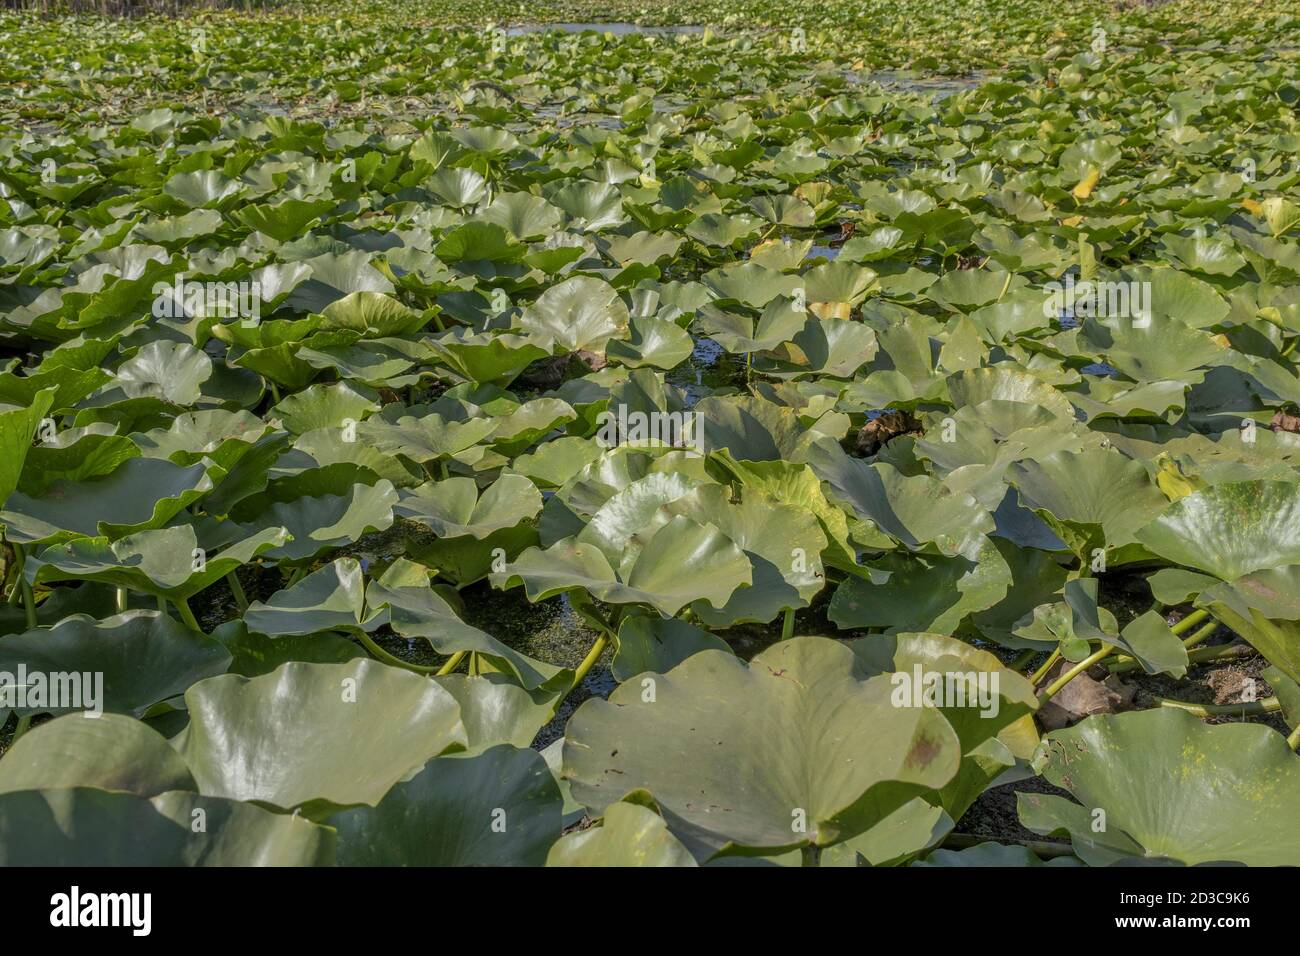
1154,455,1205,502
1072,167,1101,201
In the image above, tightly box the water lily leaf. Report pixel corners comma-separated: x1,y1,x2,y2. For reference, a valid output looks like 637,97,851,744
244,557,383,637
330,745,561,865
820,797,953,867
0,610,229,717
1,457,214,545
848,631,1038,819
113,339,212,406
477,193,563,241
913,842,1078,867
0,788,334,866
1112,611,1189,677
1137,480,1300,582
215,622,365,677
1010,448,1167,559
356,407,496,465
563,636,960,856
495,515,751,616
808,447,994,558
270,381,380,435
1021,709,1300,866
164,168,243,208
233,480,396,564
1078,314,1224,383
519,276,629,354
547,800,697,867
318,291,425,337
427,327,551,386
696,299,807,355
611,615,733,682
947,367,1076,421
0,712,195,796
26,524,288,601
397,474,541,584
234,197,335,242
606,313,693,370
173,658,467,813
367,559,566,691
830,537,1012,634
0,387,54,511
435,674,557,749
664,484,827,625
1146,567,1218,605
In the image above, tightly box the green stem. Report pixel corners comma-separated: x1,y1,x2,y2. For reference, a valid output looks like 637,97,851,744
157,595,168,614
225,572,248,613
11,714,31,743
436,650,467,676
355,632,439,674
114,587,128,614
1181,619,1219,650
1153,695,1280,717
1040,643,1114,701
175,598,203,632
1169,608,1210,636
1029,647,1061,686
569,631,609,693
1287,723,1300,752
5,553,21,605
438,459,450,480
17,550,36,631
800,844,821,867
286,566,308,587
781,607,795,640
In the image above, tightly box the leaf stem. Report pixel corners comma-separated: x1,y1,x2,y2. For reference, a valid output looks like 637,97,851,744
355,631,440,674
781,607,795,640
1153,695,1280,717
569,631,609,693
11,714,31,743
1039,643,1114,701
1180,619,1219,649
1287,723,1300,752
225,572,248,613
1169,608,1209,636
436,650,467,676
115,587,128,614
1028,647,1061,686
14,543,36,631
175,598,203,632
